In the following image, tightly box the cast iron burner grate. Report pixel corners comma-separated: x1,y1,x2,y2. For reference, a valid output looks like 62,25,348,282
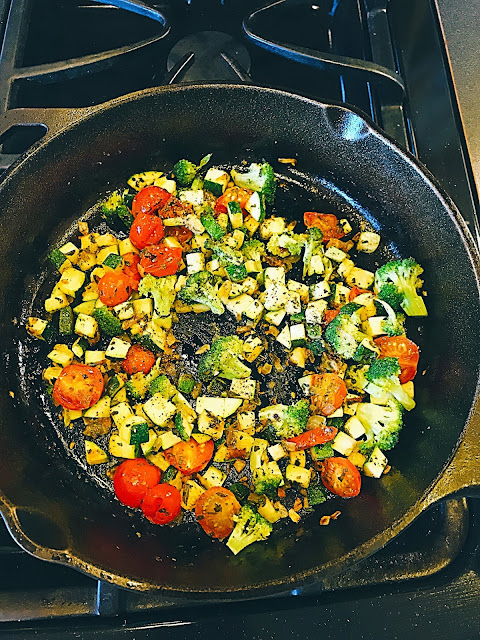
0,0,479,629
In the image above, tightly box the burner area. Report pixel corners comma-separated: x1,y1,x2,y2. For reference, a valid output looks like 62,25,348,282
1,0,480,638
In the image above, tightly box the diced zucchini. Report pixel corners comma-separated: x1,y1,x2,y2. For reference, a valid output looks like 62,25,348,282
343,416,366,439
324,246,348,262
287,279,309,303
345,267,375,290
237,411,256,434
289,347,307,368
204,168,229,196
243,335,264,362
290,323,306,347
357,231,381,254
57,268,86,297
45,291,70,313
105,337,131,359
186,251,205,275
85,441,108,465
47,343,74,367
195,396,242,418
49,248,69,271
230,378,256,400
179,189,204,207
363,447,388,478
339,218,353,234
310,281,331,300
109,433,139,459
285,464,311,488
143,394,176,427
127,170,164,191
58,306,74,336
84,395,111,419
260,217,285,240
118,238,138,256
243,214,260,236
84,348,105,365
334,284,351,307
106,374,125,398
146,450,170,471
285,291,302,315
228,430,255,454
268,443,286,461
102,252,123,270
75,313,98,339
157,430,182,450
250,438,269,470
177,373,195,395
264,309,286,326
305,300,327,324
119,415,150,445
332,431,357,456
297,374,315,395
245,191,265,222
307,254,325,276
226,293,255,317
199,466,227,490
276,325,291,349
42,366,63,383
26,317,54,341
258,497,282,523
227,200,244,229
181,479,206,511
264,283,290,311
289,450,306,467
110,402,134,429
73,300,96,316
243,298,264,323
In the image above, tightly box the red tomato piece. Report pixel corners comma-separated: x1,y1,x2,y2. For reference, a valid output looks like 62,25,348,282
122,344,156,375
323,309,340,324
131,186,171,218
166,225,193,244
374,336,420,383
141,483,181,525
214,187,253,214
310,373,347,416
321,457,361,498
195,487,241,539
304,212,344,242
52,364,104,410
129,213,165,250
287,425,338,450
164,438,214,475
349,286,371,301
113,459,161,508
97,271,132,307
122,252,141,291
139,244,183,277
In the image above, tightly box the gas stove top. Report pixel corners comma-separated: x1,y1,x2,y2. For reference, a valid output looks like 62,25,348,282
1,1,479,638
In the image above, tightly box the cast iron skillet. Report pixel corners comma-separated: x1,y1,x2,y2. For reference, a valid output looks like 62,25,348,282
0,84,480,595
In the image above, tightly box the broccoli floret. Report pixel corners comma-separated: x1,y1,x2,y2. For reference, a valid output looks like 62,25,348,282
344,364,370,392
173,153,212,187
230,162,277,205
375,299,406,336
306,483,327,505
197,336,251,381
324,303,369,359
177,373,195,395
126,372,149,401
205,239,243,266
242,239,266,261
303,227,324,277
258,399,310,439
138,274,177,319
149,374,177,399
356,399,403,454
374,258,427,317
253,462,283,498
178,271,225,315
226,504,273,555
365,356,415,411
101,190,134,228
267,232,305,257
93,306,123,337
310,442,335,462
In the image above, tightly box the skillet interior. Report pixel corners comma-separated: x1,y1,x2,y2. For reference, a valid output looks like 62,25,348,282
0,84,479,594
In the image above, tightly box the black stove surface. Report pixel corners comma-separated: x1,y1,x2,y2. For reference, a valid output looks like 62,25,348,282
1,1,479,637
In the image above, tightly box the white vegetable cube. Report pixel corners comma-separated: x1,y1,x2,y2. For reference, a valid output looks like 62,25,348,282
264,283,290,311
157,430,182,450
328,406,343,418
186,252,205,274
339,218,353,234
237,411,256,433
287,279,309,303
337,259,355,279
285,464,311,488
307,253,325,276
264,266,286,286
179,189,204,207
198,411,225,440
47,344,74,367
345,267,375,290
260,217,286,239
343,416,366,439
106,337,131,359
363,316,387,337
244,298,264,322
363,447,388,477
75,313,98,339
245,191,265,221
57,267,86,296
276,325,291,349
110,402,134,429
310,280,331,300
84,350,106,365
357,231,381,253
181,480,205,511
230,378,256,400
305,299,327,324
264,310,286,326
195,397,242,418
325,246,348,262
268,443,286,461
204,168,229,193
332,431,357,456
285,291,302,315
199,466,227,490
143,394,177,427
334,284,351,307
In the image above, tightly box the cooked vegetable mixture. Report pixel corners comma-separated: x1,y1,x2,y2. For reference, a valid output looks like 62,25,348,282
26,156,427,555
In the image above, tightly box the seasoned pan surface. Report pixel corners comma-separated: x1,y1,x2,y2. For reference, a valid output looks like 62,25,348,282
1,84,480,594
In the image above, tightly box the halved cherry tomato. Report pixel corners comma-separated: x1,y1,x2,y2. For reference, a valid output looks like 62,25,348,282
166,225,193,244
52,363,104,410
122,252,141,290
141,483,181,525
323,309,340,324
129,213,165,250
113,458,161,508
286,425,338,450
195,487,241,539
321,457,361,498
374,336,420,383
214,187,253,214
349,286,371,301
131,186,171,218
304,212,344,242
122,344,156,375
164,438,214,475
139,244,182,277
310,373,347,416
97,271,132,306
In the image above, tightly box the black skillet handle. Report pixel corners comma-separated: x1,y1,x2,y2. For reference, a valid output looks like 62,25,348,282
0,107,90,167
420,401,480,510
